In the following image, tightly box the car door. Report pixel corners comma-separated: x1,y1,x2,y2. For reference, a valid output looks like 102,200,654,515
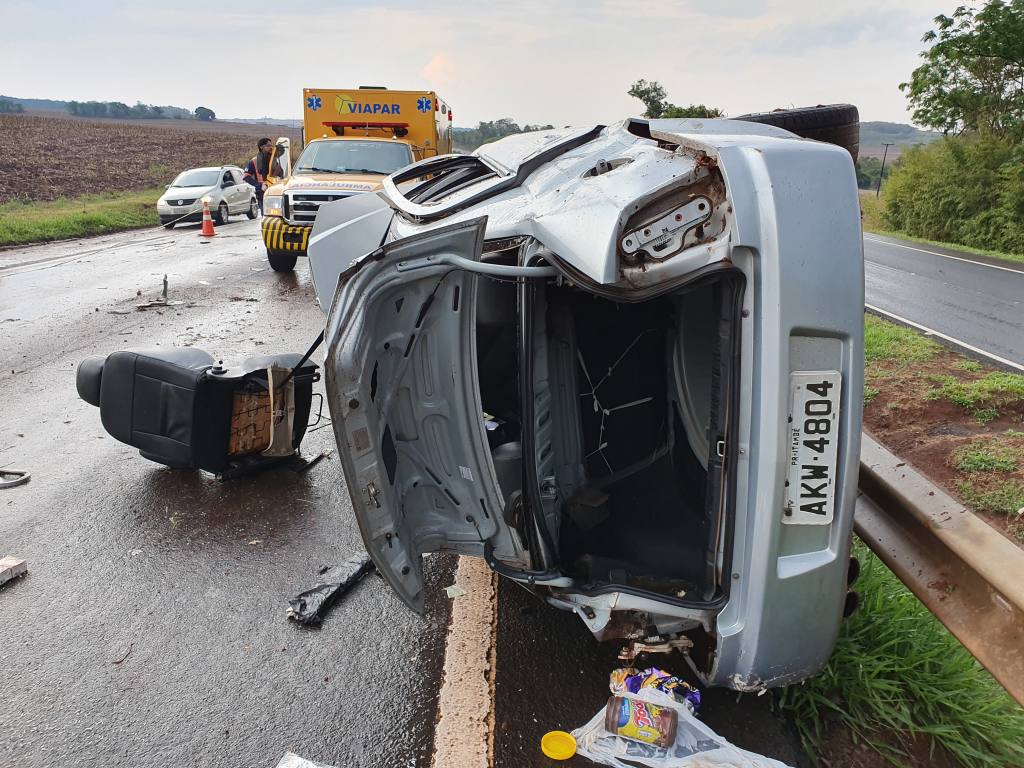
323,217,528,612
230,170,248,211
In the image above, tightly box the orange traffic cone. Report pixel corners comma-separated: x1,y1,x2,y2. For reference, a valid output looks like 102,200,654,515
199,199,216,237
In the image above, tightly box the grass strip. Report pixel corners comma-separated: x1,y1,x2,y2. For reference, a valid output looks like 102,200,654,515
0,189,162,246
776,541,1024,767
864,314,940,364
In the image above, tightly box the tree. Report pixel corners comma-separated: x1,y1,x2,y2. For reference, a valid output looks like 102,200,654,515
194,106,216,121
900,1,1024,140
453,119,554,152
628,79,724,119
0,97,24,114
663,104,725,119
628,79,669,119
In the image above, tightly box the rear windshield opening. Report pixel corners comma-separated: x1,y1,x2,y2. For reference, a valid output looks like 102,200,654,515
475,267,743,604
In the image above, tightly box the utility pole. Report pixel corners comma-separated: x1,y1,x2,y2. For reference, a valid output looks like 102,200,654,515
876,142,895,199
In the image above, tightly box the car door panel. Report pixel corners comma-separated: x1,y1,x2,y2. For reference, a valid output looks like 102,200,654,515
323,217,519,612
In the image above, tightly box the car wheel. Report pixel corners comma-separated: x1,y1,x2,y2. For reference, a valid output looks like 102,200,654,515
163,222,175,230
733,104,860,162
216,201,229,225
267,248,298,272
247,198,259,219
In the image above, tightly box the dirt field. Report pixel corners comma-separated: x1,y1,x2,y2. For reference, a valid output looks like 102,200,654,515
1,113,301,203
863,323,1024,544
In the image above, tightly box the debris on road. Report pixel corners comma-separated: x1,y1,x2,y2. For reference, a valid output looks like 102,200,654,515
135,274,184,310
111,642,134,665
610,668,701,713
571,670,792,768
0,556,28,588
286,552,375,626
0,468,30,489
444,584,467,599
275,753,336,768
292,451,331,474
541,730,577,761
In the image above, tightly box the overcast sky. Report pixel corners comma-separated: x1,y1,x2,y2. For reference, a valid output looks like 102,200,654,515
3,0,941,126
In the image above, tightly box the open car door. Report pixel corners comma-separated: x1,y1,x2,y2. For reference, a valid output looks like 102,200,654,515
268,137,291,185
323,218,529,612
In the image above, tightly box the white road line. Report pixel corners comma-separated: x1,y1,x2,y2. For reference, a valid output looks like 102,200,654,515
865,303,1024,372
864,236,1024,275
431,556,498,768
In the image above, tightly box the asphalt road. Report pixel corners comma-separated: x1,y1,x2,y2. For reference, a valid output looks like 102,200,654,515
2,224,1019,768
0,220,455,768
863,233,1024,366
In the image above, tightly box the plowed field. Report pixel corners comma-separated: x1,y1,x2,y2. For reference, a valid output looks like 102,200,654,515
1,114,300,203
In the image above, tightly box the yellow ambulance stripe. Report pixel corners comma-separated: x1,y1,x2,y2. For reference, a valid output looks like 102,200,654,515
262,218,310,253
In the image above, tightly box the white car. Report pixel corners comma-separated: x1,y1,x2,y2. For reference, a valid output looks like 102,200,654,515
157,166,258,228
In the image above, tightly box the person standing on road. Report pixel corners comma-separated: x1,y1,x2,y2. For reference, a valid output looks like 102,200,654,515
244,138,282,213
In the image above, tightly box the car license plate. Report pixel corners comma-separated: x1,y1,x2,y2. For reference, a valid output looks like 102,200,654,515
783,371,842,525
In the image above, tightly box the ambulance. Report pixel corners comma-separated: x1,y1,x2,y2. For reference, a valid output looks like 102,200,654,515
260,87,453,271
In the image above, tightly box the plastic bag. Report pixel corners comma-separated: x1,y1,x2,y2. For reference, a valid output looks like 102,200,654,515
572,688,793,768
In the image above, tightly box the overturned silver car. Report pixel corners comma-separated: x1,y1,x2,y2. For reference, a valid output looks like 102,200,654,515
308,117,864,690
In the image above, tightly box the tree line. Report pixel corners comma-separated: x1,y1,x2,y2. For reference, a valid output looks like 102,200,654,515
883,0,1024,254
0,98,25,114
66,101,216,121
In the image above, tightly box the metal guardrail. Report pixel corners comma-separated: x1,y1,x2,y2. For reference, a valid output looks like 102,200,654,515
855,433,1024,706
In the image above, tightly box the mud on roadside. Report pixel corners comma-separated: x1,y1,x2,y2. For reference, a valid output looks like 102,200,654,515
863,326,1024,543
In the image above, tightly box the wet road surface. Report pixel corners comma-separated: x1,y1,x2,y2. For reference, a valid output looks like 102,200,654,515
5,223,1017,768
864,234,1024,365
0,220,455,768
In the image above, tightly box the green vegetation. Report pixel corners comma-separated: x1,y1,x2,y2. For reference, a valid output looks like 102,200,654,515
864,314,940,364
777,541,1024,766
957,359,983,373
877,1,1024,261
901,2,1024,140
884,136,1024,259
958,479,1024,519
863,384,881,404
855,155,896,191
453,119,555,153
0,97,24,114
858,191,888,232
0,189,161,246
627,79,724,119
953,439,1021,472
926,371,1024,423
67,100,193,120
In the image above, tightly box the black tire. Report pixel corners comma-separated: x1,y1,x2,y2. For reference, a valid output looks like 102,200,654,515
163,222,175,230
733,104,859,162
216,201,229,225
246,198,259,220
267,249,298,272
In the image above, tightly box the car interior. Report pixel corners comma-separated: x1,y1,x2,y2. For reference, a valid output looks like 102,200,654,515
475,249,743,606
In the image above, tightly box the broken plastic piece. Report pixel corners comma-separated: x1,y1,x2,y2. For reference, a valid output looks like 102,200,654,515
275,753,337,768
0,469,30,489
444,584,467,599
287,553,375,626
0,556,28,588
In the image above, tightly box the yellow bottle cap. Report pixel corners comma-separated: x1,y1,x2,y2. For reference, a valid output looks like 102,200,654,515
541,730,577,761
